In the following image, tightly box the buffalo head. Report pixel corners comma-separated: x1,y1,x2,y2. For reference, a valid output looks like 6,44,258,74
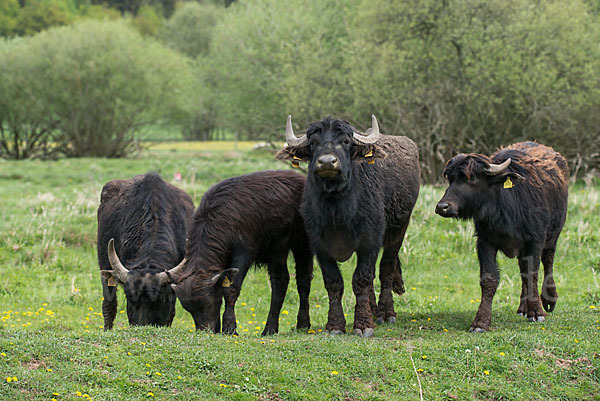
435,154,525,219
100,238,186,327
170,268,239,333
276,115,387,191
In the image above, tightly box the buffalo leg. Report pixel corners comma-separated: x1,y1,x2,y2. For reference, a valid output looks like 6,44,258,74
352,249,378,337
518,245,547,322
470,240,499,332
317,252,346,334
541,247,558,313
263,260,290,336
101,277,118,331
293,249,313,330
376,244,402,324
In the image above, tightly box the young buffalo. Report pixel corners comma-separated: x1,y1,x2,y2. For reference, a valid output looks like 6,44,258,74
169,170,313,336
276,115,420,337
98,172,194,329
436,142,568,332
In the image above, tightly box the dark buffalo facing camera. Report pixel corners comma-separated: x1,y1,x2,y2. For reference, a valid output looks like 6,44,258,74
436,141,568,332
97,172,194,329
276,115,420,337
169,170,313,336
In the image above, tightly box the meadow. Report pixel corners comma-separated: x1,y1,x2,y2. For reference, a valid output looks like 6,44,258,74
0,142,598,400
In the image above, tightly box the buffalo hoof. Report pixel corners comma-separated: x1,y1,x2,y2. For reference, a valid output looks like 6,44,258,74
517,312,525,318
528,316,545,323
353,328,374,338
376,317,384,325
469,327,487,333
387,316,396,324
328,329,344,335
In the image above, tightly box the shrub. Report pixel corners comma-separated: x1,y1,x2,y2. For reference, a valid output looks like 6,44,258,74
21,19,198,157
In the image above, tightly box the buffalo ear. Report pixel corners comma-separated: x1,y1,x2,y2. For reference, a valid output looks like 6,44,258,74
351,144,387,162
488,172,525,186
275,146,311,162
209,268,240,288
101,270,122,285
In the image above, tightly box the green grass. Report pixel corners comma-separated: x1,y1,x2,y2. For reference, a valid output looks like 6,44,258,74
1,144,599,400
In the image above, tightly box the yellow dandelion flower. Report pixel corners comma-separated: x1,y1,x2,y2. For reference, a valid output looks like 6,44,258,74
177,376,182,380
499,352,505,356
411,287,416,290
82,394,90,398
155,372,162,376
416,368,424,372
484,370,490,375
146,363,151,367
11,377,17,382
220,383,227,388
421,355,427,360
52,399,58,401
6,377,12,383
331,370,339,375
53,393,59,396
590,305,596,309
316,304,321,308
47,368,52,372
1,352,6,356
308,329,316,334
147,392,154,397
255,326,261,330
127,352,131,356
443,328,448,332
574,339,579,343
282,310,289,315
249,307,255,312
76,391,82,396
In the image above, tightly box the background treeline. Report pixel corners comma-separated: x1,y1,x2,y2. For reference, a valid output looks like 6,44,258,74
1,0,599,182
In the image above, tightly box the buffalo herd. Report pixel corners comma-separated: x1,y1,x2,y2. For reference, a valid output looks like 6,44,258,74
98,116,569,336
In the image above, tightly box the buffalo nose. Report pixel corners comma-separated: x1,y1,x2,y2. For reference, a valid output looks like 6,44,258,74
317,154,339,169
435,201,450,215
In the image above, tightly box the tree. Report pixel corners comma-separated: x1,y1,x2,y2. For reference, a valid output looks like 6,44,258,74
1,20,199,158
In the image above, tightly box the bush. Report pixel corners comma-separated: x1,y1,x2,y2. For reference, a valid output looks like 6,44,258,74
207,0,358,141
0,20,198,158
349,0,600,181
0,37,59,159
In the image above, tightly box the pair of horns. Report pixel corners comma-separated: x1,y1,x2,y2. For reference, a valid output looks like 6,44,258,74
104,238,187,285
285,115,381,147
484,158,512,175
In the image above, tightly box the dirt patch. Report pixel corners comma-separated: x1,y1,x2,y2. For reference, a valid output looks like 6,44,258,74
23,358,47,370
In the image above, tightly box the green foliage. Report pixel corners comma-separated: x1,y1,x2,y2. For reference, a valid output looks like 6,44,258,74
0,20,199,158
11,0,73,36
130,4,164,36
159,2,223,59
0,0,19,37
0,37,59,159
0,149,598,400
348,0,600,182
207,0,359,141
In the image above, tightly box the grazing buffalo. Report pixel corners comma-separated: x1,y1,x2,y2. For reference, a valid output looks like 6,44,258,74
276,115,420,337
169,170,313,336
98,172,194,329
435,142,568,332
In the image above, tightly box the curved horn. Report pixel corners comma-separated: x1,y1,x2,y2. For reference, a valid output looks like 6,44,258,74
107,238,129,283
285,115,308,147
157,257,188,285
353,115,381,144
484,158,512,175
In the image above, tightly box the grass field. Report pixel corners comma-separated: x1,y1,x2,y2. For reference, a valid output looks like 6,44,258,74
0,142,599,400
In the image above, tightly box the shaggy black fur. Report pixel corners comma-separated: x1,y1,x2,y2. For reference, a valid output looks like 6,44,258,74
171,170,313,336
276,117,420,335
97,172,194,330
436,141,568,332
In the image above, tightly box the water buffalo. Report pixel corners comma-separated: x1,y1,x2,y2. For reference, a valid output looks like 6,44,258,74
169,170,313,336
435,141,568,332
276,115,420,337
98,172,194,329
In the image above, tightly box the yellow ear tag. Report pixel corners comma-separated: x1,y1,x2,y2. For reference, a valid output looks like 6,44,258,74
291,161,300,168
292,156,302,161
364,150,373,158
504,177,514,189
222,276,231,288
368,159,375,165
107,277,117,287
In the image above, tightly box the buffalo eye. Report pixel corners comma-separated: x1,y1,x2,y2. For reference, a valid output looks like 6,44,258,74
343,138,350,146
